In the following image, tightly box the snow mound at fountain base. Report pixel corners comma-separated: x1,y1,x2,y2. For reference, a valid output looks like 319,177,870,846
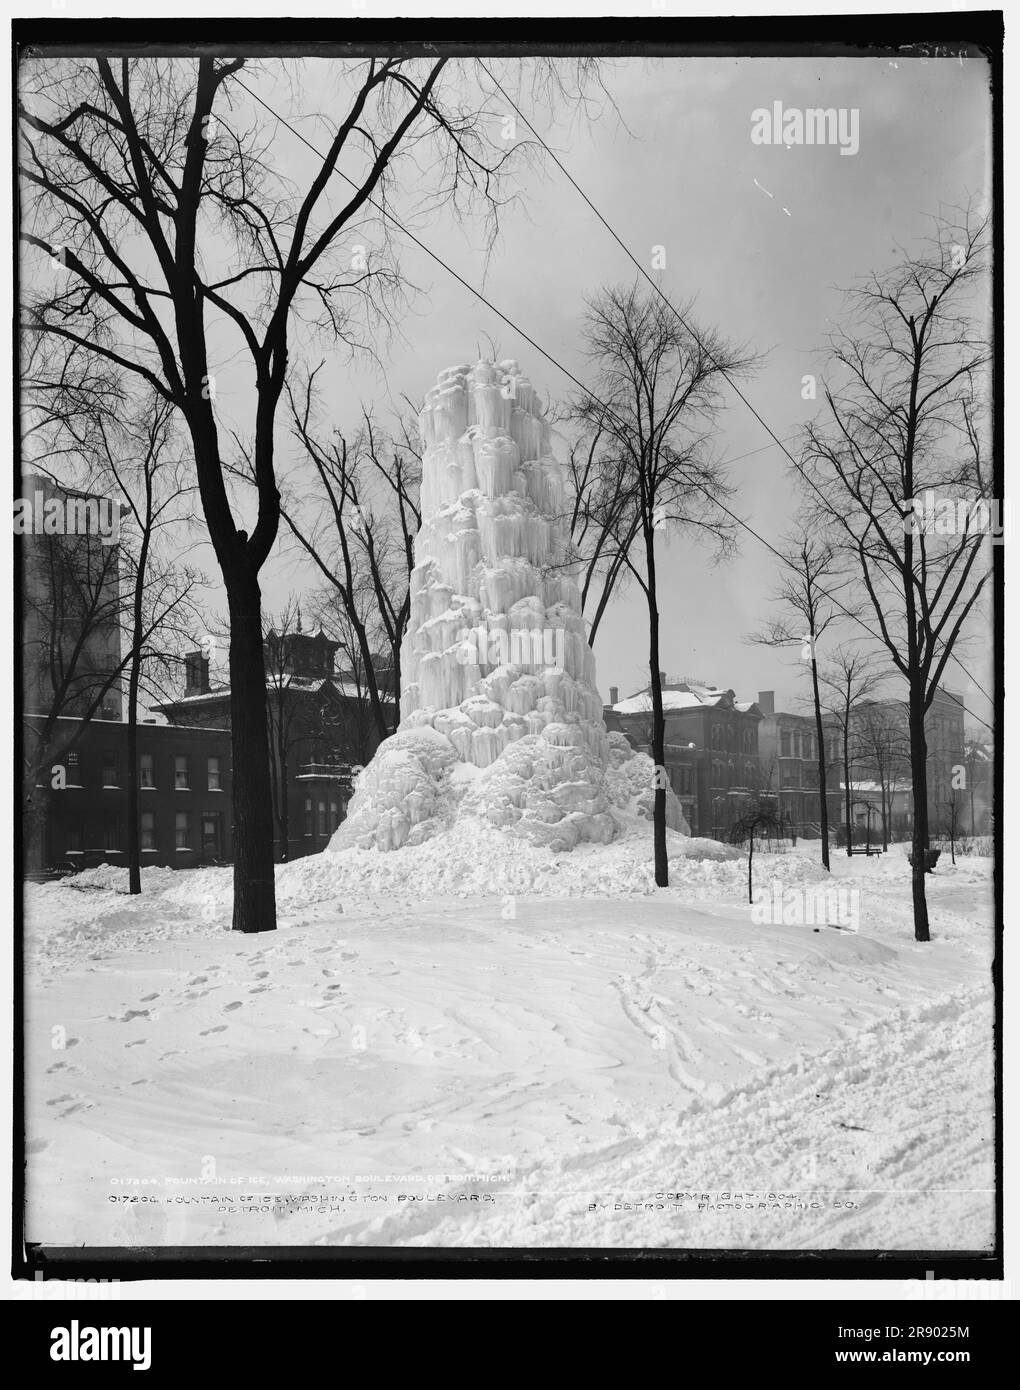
329,726,689,855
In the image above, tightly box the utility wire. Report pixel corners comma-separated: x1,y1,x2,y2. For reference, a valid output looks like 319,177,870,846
477,60,994,729
231,75,991,735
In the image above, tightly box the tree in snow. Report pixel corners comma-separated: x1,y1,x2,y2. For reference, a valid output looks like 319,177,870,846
730,804,784,905
748,528,850,871
20,54,604,930
572,282,755,886
801,205,992,941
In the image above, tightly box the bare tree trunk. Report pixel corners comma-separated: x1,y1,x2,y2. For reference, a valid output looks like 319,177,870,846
747,832,754,904
226,573,277,933
843,721,853,857
125,511,152,896
645,532,667,887
126,661,141,894
908,689,931,942
809,655,830,870
277,729,290,864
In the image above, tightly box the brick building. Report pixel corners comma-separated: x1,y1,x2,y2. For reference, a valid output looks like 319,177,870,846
21,473,124,722
848,687,967,839
605,676,763,838
155,631,394,861
24,714,233,871
755,691,843,839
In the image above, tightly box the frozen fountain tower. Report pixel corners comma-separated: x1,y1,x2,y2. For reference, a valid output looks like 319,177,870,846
330,359,688,853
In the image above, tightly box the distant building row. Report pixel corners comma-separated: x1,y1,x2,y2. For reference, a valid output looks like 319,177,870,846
604,676,984,843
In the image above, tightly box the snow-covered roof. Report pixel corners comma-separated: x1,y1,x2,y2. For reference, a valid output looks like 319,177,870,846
156,676,393,710
840,781,908,794
613,690,718,714
612,684,759,715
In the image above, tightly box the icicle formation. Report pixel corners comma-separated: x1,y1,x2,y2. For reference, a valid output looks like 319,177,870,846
329,359,688,853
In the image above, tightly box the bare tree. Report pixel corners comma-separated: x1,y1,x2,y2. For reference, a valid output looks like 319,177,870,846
91,398,204,893
21,481,200,877
278,376,420,742
310,593,396,767
748,530,848,870
564,423,639,644
19,54,601,929
818,649,884,856
730,804,784,905
853,700,911,850
572,283,754,885
801,206,992,940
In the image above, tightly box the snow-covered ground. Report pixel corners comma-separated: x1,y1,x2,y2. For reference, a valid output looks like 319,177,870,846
24,827,995,1250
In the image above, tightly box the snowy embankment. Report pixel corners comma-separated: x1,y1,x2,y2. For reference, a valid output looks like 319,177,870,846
24,829,995,1251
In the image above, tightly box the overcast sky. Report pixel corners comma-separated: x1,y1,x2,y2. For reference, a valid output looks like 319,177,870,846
185,51,994,726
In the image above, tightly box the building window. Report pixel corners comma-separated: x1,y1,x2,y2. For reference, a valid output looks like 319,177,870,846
174,755,189,790
329,800,340,832
141,811,156,850
780,730,792,758
175,811,190,849
103,815,120,851
317,800,329,837
102,754,118,787
140,753,155,788
67,750,81,784
201,812,222,859
65,821,82,853
304,798,313,836
207,756,222,791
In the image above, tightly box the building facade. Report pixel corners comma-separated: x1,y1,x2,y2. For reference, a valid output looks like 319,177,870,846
21,474,124,721
849,688,967,840
755,691,843,839
24,715,233,872
155,631,394,861
605,676,763,838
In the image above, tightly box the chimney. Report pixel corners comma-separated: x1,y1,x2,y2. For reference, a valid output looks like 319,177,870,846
184,649,211,696
758,689,775,716
609,685,619,705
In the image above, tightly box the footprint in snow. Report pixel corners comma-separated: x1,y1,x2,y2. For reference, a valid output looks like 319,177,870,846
199,1025,227,1036
141,993,160,1002
124,1039,146,1048
59,1101,93,1117
223,1001,243,1012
